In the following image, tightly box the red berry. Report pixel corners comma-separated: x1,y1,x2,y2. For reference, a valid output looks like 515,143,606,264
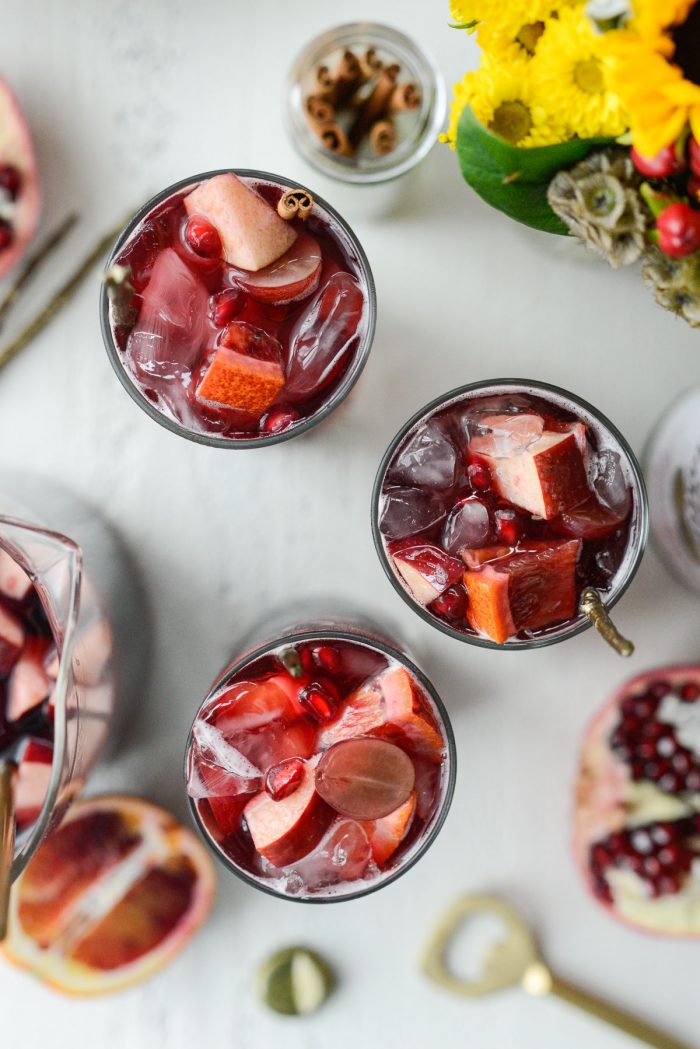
494,508,524,546
431,586,467,620
631,144,687,178
679,680,700,702
657,202,700,258
0,219,13,251
690,137,700,177
185,216,222,258
299,682,336,723
311,645,341,674
265,757,305,801
0,164,22,201
467,462,491,491
210,288,242,327
262,408,301,435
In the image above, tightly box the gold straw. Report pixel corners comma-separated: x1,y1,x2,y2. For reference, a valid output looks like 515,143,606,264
0,762,15,941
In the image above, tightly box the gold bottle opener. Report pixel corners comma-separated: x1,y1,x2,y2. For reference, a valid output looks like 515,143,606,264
423,893,693,1049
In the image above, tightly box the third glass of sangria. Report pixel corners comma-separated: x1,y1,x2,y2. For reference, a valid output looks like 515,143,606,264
185,613,455,901
100,169,375,447
372,380,648,650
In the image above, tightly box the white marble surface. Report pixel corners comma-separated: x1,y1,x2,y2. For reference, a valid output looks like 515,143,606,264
2,2,700,1046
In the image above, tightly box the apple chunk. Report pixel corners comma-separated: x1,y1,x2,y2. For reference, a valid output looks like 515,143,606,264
244,759,333,867
0,600,24,675
390,540,463,606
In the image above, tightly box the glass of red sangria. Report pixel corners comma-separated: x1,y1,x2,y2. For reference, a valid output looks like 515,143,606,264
100,169,375,446
185,611,455,901
372,380,648,650
0,479,146,898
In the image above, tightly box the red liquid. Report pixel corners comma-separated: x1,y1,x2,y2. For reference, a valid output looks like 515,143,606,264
187,638,449,899
378,389,637,644
109,175,370,440
0,553,55,833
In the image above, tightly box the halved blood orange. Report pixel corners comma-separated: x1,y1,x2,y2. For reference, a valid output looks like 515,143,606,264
3,794,216,995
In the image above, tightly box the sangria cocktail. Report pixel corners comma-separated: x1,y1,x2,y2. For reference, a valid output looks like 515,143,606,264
101,169,375,446
185,616,455,901
373,380,647,649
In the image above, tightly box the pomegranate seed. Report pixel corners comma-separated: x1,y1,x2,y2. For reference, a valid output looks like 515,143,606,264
262,408,301,435
631,829,652,854
659,843,683,867
432,586,467,620
0,164,22,201
265,757,305,801
467,462,491,491
299,682,336,723
648,680,671,699
659,771,684,794
679,681,700,702
656,874,681,896
494,508,523,546
210,288,242,327
299,647,315,673
0,219,13,251
185,216,222,258
642,721,665,740
651,823,673,846
311,645,341,674
687,770,700,791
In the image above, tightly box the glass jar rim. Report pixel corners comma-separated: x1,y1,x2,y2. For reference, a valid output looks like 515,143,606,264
371,377,650,651
287,21,447,185
99,168,377,449
184,625,456,903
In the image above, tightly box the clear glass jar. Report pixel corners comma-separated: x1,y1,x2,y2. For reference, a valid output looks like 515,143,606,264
184,606,455,903
100,169,376,448
372,379,648,650
645,384,700,593
287,22,446,217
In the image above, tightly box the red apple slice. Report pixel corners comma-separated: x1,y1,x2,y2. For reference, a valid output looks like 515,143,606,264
0,550,32,603
316,738,415,820
7,637,51,721
243,759,333,867
184,173,296,271
233,232,322,305
0,77,41,279
363,792,416,866
15,738,53,831
470,427,590,519
0,600,24,675
390,540,463,606
209,679,316,773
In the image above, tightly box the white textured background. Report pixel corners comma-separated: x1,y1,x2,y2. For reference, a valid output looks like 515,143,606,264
2,2,700,1046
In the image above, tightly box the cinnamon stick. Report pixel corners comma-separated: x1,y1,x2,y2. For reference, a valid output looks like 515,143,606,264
314,64,335,99
277,189,314,221
369,118,397,156
359,46,383,79
348,64,399,147
330,49,365,108
389,82,421,112
319,124,354,157
305,95,335,127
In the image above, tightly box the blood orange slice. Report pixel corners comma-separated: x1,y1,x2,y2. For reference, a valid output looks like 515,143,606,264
3,795,216,995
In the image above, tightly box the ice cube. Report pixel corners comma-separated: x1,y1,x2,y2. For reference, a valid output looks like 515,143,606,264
187,718,262,799
126,248,208,380
285,272,365,400
590,449,632,517
380,487,446,540
285,819,373,890
388,420,458,490
442,498,491,555
466,412,545,459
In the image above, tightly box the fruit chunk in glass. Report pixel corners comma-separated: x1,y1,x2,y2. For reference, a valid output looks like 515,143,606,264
186,633,453,900
105,170,372,442
375,382,645,647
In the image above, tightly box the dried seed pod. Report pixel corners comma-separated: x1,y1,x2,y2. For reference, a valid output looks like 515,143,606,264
277,189,314,222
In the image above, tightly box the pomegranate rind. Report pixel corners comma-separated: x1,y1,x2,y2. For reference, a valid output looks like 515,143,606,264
3,794,216,995
574,665,700,938
0,78,40,279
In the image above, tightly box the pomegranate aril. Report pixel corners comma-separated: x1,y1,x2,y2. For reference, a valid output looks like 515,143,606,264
431,586,467,620
467,462,491,491
0,220,13,251
265,758,305,801
299,647,316,673
310,645,341,674
0,164,21,200
298,682,336,723
679,681,700,702
648,680,671,699
262,408,301,435
185,217,222,258
494,508,524,546
210,288,242,327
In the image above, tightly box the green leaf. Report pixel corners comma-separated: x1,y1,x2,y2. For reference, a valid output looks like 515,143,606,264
456,106,613,235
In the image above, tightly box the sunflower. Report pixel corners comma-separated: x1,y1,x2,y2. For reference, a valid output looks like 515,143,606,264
450,0,575,34
440,53,569,148
604,0,700,156
535,6,630,139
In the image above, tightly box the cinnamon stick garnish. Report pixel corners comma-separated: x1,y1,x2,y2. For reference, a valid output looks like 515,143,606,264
369,118,397,156
389,82,421,112
348,64,399,148
277,189,314,221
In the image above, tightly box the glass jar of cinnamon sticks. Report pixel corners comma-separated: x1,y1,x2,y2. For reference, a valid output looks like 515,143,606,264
287,23,445,195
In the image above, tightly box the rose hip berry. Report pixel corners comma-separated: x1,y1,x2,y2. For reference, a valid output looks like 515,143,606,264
657,202,700,258
185,216,222,258
265,758,305,801
298,682,336,723
0,163,22,201
467,462,491,491
262,408,301,435
631,144,687,179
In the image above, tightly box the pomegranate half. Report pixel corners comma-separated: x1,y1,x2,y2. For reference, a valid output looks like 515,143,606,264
0,77,40,279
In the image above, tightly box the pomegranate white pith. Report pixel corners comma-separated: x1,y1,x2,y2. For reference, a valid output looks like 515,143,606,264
574,665,700,936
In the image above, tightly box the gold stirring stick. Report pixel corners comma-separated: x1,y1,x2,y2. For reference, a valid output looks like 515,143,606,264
579,586,635,657
424,894,692,1049
0,762,15,942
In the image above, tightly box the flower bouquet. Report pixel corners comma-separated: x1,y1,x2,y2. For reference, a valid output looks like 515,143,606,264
442,0,700,328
